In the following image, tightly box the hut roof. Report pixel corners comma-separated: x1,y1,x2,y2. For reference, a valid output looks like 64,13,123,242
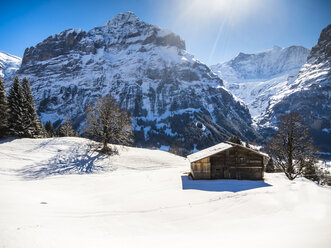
187,142,268,163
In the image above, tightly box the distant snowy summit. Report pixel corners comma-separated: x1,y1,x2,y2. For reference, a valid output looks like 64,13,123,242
211,45,310,81
210,45,310,118
16,12,261,152
0,51,21,81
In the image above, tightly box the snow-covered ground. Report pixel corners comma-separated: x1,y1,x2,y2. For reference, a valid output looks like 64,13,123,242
0,137,330,248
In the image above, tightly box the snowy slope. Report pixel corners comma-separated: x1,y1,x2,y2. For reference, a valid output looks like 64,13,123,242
16,12,261,152
0,51,21,81
0,137,330,248
211,46,310,119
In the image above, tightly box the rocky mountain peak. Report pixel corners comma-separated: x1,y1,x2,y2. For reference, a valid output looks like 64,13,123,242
20,12,186,70
308,24,331,63
104,11,142,27
99,11,186,50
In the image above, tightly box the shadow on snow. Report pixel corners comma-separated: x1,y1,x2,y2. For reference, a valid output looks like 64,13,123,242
181,175,272,192
16,142,112,180
0,138,20,145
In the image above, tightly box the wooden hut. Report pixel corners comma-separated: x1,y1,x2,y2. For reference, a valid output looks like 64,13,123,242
187,142,268,180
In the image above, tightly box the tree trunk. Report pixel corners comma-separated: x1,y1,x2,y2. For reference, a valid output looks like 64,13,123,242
102,140,108,151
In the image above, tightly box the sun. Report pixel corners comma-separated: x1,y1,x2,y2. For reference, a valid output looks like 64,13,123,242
174,0,263,25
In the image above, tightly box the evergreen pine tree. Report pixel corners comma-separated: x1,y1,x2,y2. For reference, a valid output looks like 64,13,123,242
35,119,48,138
45,120,55,137
302,162,319,182
265,158,275,173
228,135,242,145
21,78,43,137
8,77,25,136
0,77,9,138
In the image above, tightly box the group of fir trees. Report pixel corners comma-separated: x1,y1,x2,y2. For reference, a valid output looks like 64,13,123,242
0,76,46,138
44,119,79,138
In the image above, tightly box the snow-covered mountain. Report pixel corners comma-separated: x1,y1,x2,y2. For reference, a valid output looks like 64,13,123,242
260,24,331,152
0,51,21,81
15,12,261,152
211,46,310,119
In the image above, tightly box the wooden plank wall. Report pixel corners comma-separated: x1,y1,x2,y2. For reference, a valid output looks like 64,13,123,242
191,146,265,180
226,147,264,180
190,157,211,179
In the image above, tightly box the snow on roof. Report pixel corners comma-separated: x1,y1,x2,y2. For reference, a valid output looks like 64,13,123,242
187,142,233,162
187,142,268,163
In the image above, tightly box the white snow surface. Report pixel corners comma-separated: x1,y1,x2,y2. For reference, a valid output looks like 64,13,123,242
0,137,330,248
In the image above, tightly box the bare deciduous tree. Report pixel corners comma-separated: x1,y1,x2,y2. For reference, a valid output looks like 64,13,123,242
266,112,318,180
83,95,133,154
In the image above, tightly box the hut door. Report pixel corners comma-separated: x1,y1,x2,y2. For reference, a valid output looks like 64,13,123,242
211,156,225,179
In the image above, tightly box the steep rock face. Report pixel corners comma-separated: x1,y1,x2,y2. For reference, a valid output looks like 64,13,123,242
260,24,331,151
16,12,261,152
211,46,310,118
0,51,21,81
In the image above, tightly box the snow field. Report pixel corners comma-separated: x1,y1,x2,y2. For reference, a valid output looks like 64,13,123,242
0,137,330,248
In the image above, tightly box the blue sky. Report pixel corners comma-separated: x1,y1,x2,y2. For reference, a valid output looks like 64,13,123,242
1,0,330,65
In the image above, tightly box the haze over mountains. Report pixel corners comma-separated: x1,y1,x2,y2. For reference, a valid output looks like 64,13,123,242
1,12,330,152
